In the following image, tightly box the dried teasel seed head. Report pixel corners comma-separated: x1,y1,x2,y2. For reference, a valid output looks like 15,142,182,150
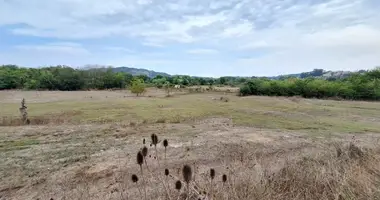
131,174,139,183
175,180,182,191
163,139,168,148
182,165,192,184
222,174,227,183
142,146,148,157
151,134,158,146
143,138,145,144
137,151,144,166
165,168,169,176
210,168,215,180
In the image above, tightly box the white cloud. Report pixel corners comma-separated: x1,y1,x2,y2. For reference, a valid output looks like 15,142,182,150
142,42,165,48
0,0,379,76
103,46,135,53
187,48,219,55
14,42,90,55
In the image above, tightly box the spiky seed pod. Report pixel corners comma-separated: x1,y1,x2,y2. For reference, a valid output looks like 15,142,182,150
154,135,158,145
175,180,182,191
210,168,215,180
182,165,192,184
151,134,158,146
222,174,227,183
165,169,169,176
163,139,168,148
143,138,145,144
142,146,148,157
131,174,139,183
137,151,144,166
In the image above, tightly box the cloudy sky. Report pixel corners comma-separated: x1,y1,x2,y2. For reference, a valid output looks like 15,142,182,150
0,0,379,77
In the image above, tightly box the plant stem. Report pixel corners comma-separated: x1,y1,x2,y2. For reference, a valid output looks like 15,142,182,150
140,165,147,200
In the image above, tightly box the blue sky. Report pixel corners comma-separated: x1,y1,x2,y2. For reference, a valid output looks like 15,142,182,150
0,0,379,77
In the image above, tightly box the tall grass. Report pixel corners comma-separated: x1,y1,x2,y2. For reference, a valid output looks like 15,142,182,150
125,138,380,200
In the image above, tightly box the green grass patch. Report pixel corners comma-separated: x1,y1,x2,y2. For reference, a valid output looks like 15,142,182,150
1,93,380,133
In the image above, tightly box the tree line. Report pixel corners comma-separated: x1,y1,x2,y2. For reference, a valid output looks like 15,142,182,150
0,65,246,90
239,68,380,100
1,65,379,100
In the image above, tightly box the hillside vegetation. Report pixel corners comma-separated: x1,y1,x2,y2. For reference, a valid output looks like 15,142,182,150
240,69,380,100
84,65,170,77
1,65,380,100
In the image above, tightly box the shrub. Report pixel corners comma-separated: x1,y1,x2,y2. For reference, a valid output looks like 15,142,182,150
130,78,146,96
239,69,380,101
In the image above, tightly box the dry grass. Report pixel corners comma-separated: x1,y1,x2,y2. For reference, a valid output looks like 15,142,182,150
111,135,380,200
1,90,380,133
1,89,380,199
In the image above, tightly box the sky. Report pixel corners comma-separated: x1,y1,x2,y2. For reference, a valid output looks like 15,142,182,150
0,0,379,77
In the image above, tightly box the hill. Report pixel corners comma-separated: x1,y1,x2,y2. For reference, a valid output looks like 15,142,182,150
83,65,170,78
82,65,371,80
266,69,367,80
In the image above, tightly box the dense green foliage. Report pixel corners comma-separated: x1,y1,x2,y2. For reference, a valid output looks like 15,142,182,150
0,65,240,90
0,65,134,90
1,65,379,100
240,69,380,100
130,78,146,96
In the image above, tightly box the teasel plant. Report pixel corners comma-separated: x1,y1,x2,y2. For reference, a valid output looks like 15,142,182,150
151,134,160,166
210,168,215,200
175,180,182,200
163,139,168,165
141,146,149,171
137,151,147,200
131,174,143,199
182,165,192,200
222,174,228,200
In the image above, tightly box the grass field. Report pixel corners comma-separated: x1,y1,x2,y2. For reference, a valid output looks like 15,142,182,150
1,89,380,200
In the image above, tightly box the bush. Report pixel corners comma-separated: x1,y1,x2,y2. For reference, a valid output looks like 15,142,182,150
130,78,146,96
239,69,380,101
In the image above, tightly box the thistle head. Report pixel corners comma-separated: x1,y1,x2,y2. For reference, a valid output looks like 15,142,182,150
131,174,139,183
182,165,192,184
163,139,168,148
137,151,144,166
210,168,215,180
151,134,158,146
222,174,227,183
175,180,182,191
142,146,148,157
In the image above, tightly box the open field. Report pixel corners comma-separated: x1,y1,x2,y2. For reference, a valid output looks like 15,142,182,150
1,89,380,200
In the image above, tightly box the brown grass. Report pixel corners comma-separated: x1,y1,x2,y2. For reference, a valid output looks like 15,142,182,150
120,140,380,200
1,89,380,200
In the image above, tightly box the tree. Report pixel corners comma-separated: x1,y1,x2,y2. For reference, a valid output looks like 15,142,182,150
130,78,146,96
163,81,172,96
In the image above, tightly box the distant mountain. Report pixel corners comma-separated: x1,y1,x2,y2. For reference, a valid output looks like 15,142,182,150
83,65,170,78
266,69,367,80
82,65,368,80
112,67,170,78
